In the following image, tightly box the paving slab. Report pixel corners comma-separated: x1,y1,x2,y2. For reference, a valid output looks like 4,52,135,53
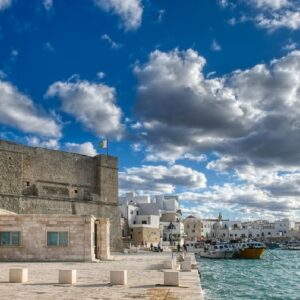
0,252,204,300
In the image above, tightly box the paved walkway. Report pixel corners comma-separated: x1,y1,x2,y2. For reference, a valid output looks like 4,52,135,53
0,252,204,300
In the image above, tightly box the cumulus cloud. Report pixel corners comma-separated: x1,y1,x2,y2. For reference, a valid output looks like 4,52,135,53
93,0,143,31
26,136,60,150
64,142,97,156
46,79,124,139
179,182,300,219
119,164,207,194
222,0,300,31
0,0,12,11
134,49,300,172
0,80,61,137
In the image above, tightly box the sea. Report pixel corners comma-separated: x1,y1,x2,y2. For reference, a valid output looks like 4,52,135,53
197,250,300,300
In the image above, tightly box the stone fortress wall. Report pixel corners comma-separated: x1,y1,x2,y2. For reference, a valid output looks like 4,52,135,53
0,140,122,250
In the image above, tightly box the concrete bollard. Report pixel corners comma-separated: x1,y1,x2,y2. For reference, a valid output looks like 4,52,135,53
184,256,192,262
58,270,76,284
164,271,179,286
9,268,28,283
163,259,176,269
181,261,192,272
110,270,127,285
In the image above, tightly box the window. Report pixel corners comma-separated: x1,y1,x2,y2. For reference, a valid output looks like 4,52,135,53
47,232,68,246
26,181,30,187
187,225,189,229
142,220,147,224
74,190,78,194
0,231,21,246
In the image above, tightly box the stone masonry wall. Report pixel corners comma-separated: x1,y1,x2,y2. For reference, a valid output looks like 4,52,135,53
0,140,122,251
0,214,96,261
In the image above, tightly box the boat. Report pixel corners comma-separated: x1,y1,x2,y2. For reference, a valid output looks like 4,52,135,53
185,241,206,254
286,240,300,250
234,241,266,259
200,243,236,259
265,242,283,249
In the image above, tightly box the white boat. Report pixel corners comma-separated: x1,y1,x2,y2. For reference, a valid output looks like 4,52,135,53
286,240,300,250
200,243,236,259
185,241,206,254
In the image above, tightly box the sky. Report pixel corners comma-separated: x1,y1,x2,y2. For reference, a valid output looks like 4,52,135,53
1,0,300,221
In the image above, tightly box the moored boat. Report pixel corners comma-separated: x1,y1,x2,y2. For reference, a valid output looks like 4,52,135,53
200,243,236,259
234,241,266,259
286,240,300,250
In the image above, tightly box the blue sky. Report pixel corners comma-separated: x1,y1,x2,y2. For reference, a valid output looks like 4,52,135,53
1,0,300,221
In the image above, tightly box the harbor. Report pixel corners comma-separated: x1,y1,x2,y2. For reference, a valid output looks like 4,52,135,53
0,252,204,300
198,249,300,300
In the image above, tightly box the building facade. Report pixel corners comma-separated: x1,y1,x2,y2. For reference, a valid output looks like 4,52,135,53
0,213,110,261
0,140,122,250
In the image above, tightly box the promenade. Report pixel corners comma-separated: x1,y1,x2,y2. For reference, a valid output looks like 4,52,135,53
0,252,204,300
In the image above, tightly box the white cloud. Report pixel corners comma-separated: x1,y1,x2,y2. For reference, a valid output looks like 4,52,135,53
0,80,61,137
211,39,222,51
97,71,106,79
0,0,12,11
46,79,124,139
26,136,60,150
94,0,143,31
255,10,300,30
119,164,207,194
43,0,53,10
249,0,291,10
64,142,97,156
101,34,122,49
282,40,298,51
134,49,300,170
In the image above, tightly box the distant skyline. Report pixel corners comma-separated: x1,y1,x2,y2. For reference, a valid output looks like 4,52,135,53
1,0,300,220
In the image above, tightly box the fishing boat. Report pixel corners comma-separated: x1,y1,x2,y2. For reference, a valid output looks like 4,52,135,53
185,241,206,254
286,240,300,250
200,243,236,259
234,241,266,259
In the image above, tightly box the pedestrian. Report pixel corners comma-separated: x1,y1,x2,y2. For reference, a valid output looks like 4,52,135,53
150,243,153,251
177,243,180,252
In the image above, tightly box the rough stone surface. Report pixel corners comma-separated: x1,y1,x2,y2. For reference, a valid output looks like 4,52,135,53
0,140,122,251
0,214,110,261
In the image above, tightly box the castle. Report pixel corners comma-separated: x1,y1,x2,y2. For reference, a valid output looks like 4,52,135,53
0,140,122,250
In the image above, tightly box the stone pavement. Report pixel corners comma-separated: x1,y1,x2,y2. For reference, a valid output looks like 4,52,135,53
0,252,204,300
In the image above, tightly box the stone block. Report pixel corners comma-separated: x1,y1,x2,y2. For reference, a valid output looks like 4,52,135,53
164,271,179,286
110,270,127,285
163,259,176,269
181,261,191,272
184,256,192,262
9,268,28,283
58,270,76,284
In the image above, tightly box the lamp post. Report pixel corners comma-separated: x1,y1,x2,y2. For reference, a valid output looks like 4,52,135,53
167,222,176,259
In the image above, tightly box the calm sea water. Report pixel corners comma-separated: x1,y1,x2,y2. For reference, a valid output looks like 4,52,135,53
197,250,300,300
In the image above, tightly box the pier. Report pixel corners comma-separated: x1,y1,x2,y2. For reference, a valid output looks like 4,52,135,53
0,252,203,299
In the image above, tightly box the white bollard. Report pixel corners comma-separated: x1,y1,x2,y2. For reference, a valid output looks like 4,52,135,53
181,261,191,272
58,270,77,284
110,270,127,285
164,271,179,286
163,259,176,269
9,268,28,283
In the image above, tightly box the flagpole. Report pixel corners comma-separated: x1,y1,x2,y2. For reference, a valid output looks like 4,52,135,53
106,139,108,156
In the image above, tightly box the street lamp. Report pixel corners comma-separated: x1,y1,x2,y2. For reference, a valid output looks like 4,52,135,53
167,222,176,259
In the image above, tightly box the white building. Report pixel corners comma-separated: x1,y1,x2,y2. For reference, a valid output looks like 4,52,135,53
120,193,184,246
